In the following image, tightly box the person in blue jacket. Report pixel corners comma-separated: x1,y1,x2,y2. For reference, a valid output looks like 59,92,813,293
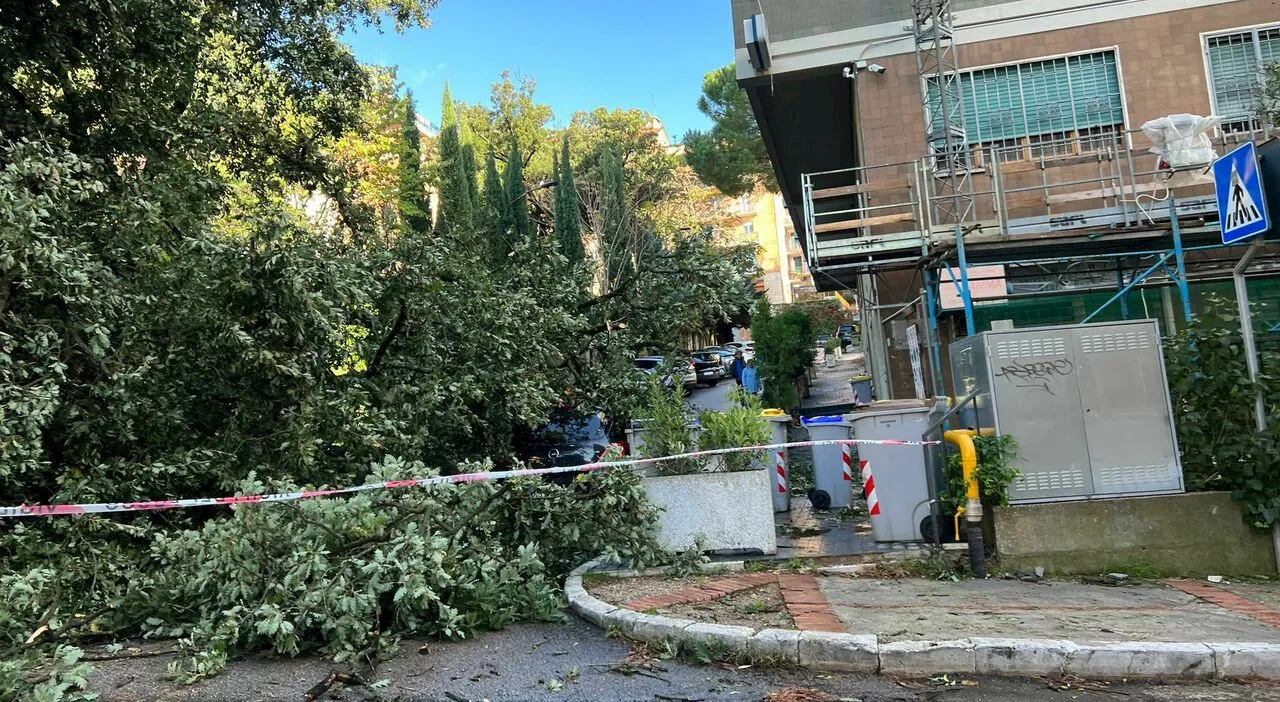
731,350,746,386
741,359,761,395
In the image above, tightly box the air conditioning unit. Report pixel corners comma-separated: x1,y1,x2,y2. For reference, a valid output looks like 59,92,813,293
744,13,770,71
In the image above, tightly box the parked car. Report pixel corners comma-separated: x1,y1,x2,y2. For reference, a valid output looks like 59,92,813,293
634,356,696,389
698,347,735,378
837,325,854,340
816,334,832,347
514,408,614,485
690,351,724,386
634,356,674,389
724,340,756,361
673,357,698,388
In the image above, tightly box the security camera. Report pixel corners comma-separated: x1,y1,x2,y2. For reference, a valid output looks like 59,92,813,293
842,65,855,79
867,63,887,74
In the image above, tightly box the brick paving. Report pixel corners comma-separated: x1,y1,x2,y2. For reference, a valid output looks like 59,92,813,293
776,573,845,632
623,573,776,611
1165,578,1280,628
622,572,846,633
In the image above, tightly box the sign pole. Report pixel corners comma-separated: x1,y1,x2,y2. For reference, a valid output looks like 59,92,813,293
1214,140,1271,433
1234,238,1266,432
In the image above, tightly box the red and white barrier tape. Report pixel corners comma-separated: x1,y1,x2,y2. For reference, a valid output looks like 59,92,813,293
0,438,938,518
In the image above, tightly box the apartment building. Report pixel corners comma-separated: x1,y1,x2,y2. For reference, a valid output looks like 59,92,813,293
732,0,1280,398
701,185,818,303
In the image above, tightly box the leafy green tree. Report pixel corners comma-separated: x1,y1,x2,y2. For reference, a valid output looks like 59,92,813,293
398,91,432,234
682,65,777,197
554,135,584,263
752,299,814,411
1165,295,1280,527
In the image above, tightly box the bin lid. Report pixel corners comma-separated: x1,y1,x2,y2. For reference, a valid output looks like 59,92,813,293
849,375,872,382
846,399,934,420
801,414,848,426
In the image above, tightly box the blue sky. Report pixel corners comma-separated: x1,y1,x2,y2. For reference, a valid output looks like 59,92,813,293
343,1,734,141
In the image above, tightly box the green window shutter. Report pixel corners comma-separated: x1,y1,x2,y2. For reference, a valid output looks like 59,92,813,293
1208,32,1258,118
970,64,1025,141
1259,27,1280,62
1022,59,1073,134
1067,52,1124,129
943,50,1123,146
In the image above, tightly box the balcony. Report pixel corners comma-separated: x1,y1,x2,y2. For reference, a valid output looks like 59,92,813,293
799,126,1276,288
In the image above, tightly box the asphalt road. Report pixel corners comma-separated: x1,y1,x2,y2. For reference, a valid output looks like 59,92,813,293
90,619,1280,701
688,379,737,413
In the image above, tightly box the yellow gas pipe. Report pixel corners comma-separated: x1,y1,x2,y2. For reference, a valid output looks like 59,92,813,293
943,429,986,578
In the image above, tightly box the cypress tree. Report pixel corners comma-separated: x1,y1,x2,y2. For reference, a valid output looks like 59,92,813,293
600,143,630,275
482,149,510,262
397,91,431,235
459,117,481,214
436,83,473,231
504,135,532,242
554,135,584,263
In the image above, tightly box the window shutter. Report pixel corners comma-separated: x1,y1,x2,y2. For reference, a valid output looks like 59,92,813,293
1208,32,1258,118
1066,52,1124,129
930,50,1124,147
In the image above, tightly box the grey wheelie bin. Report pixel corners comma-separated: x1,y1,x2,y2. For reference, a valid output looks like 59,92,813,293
800,415,854,510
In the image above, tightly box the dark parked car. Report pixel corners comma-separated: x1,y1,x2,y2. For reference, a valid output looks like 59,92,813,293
514,408,615,485
698,347,735,378
690,351,723,386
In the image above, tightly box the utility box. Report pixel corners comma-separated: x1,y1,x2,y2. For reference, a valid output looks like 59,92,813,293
949,320,1182,503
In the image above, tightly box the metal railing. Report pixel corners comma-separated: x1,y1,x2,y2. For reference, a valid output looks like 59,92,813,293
801,124,1277,274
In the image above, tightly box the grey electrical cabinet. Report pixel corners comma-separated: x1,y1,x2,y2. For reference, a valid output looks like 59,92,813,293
949,320,1183,503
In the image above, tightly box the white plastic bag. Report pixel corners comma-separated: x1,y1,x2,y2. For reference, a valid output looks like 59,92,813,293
1141,113,1223,170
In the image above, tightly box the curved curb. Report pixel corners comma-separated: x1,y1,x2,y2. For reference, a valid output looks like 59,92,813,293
565,559,1280,681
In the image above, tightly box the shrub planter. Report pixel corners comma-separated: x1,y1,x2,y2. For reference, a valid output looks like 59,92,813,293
640,464,777,555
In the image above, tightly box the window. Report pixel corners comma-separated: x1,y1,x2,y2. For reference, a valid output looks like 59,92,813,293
738,194,752,212
926,50,1126,163
742,222,755,235
1206,26,1280,132
791,256,805,273
789,234,801,250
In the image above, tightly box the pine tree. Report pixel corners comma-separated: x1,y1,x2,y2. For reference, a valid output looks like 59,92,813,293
436,83,473,231
482,149,510,262
554,134,583,264
503,135,532,243
397,91,431,235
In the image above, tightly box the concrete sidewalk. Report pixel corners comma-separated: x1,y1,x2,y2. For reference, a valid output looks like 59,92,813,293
569,559,1280,680
820,575,1280,644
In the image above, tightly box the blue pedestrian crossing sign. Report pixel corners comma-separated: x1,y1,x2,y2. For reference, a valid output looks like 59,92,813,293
1214,141,1270,244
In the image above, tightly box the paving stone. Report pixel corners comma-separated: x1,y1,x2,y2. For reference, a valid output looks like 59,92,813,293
797,631,878,672
629,613,696,643
879,639,977,675
1209,643,1280,679
748,628,801,664
563,576,586,601
568,592,617,629
681,622,755,649
972,637,1077,676
1068,642,1215,680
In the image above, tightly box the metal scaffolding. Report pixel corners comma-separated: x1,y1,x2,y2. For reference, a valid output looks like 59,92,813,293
913,0,977,335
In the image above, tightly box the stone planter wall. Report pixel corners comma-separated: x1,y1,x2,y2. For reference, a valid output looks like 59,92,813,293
642,468,777,555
